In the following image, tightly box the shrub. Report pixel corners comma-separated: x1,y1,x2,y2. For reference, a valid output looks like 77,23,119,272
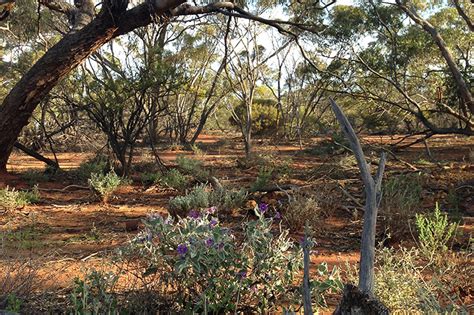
283,193,323,232
131,210,301,312
159,169,188,191
88,170,124,203
140,172,161,187
77,154,109,181
415,203,457,264
208,188,247,211
168,185,210,217
0,260,39,312
379,173,423,238
70,270,119,315
250,166,273,192
21,170,50,186
0,186,40,210
176,155,209,180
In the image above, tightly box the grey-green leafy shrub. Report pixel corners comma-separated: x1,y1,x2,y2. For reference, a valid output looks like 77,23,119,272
416,203,457,264
168,185,210,217
380,173,423,237
88,170,124,203
70,270,119,315
176,155,209,180
131,210,301,313
0,186,40,210
169,185,248,217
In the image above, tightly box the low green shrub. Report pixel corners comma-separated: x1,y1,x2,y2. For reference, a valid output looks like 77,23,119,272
380,173,423,238
70,270,119,315
88,170,124,203
21,170,50,186
0,186,40,210
77,154,109,181
415,203,458,264
176,155,209,180
250,166,273,192
169,184,248,217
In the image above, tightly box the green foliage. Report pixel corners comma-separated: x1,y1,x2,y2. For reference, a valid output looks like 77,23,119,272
88,170,124,203
310,262,343,309
158,169,188,190
283,193,324,232
230,98,279,135
176,155,209,180
169,185,210,217
208,188,248,211
3,225,44,250
77,155,109,181
250,166,273,192
345,245,470,313
141,169,188,191
0,186,40,210
415,203,458,264
21,169,50,186
380,173,423,237
132,210,301,312
6,293,22,313
70,270,119,315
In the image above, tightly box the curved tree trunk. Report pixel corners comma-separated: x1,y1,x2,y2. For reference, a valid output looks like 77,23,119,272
396,0,474,115
0,0,184,171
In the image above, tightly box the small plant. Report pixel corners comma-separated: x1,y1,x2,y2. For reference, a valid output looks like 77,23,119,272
168,184,210,217
283,193,323,232
380,173,423,238
159,169,188,190
250,166,273,192
416,203,457,264
6,293,22,313
209,188,248,211
21,169,50,186
77,154,109,181
0,186,40,210
140,172,161,187
88,170,124,203
176,155,209,180
70,270,119,315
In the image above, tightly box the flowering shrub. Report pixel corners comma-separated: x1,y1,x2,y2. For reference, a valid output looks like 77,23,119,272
131,209,302,312
168,184,247,217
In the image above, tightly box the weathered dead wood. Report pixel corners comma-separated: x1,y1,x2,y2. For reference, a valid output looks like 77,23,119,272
329,98,386,296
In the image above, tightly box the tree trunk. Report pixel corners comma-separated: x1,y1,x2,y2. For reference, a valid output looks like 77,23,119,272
396,0,474,115
0,1,184,172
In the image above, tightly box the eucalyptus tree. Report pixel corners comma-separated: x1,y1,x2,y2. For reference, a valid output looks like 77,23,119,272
0,0,324,172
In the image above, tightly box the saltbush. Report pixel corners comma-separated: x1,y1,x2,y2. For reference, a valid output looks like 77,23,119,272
88,170,124,203
77,154,109,181
0,186,40,210
169,184,247,217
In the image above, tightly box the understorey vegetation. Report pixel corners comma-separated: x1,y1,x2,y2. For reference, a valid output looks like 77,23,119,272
1,0,473,312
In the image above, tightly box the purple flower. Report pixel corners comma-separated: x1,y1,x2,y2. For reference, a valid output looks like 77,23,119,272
188,209,200,219
258,203,268,213
237,270,247,279
274,211,282,220
217,242,224,251
207,206,217,214
145,229,153,242
209,219,218,228
205,238,214,247
177,244,188,256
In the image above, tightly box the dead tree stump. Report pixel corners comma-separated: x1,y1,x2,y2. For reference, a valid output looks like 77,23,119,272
334,284,389,315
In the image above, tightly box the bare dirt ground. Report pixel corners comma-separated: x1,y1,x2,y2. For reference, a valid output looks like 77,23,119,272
1,134,473,312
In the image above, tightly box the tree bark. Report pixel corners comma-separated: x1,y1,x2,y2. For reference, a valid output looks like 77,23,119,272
0,0,184,172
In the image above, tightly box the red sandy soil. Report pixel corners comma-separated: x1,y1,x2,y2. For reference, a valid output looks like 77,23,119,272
1,134,472,312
